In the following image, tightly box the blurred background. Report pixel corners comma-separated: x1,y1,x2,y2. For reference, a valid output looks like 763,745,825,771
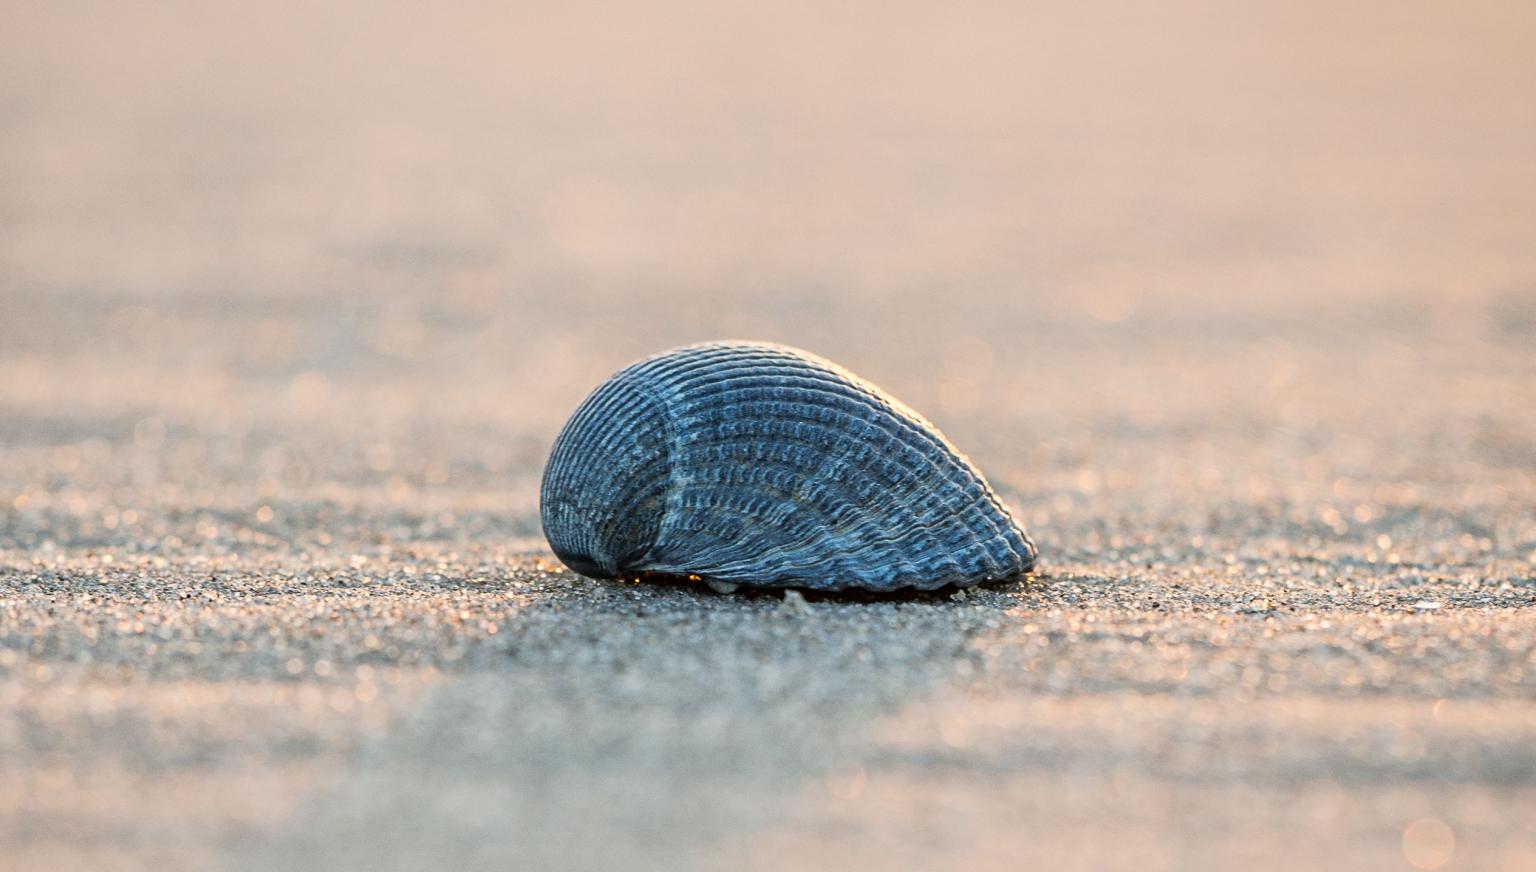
3,1,1532,542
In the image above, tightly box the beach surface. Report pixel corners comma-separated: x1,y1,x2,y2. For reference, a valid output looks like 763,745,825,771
3,2,1536,869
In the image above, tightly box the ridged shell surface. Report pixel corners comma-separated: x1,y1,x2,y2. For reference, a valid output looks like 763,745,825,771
540,341,1037,592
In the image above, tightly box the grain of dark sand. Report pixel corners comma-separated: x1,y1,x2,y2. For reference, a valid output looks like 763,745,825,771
4,2,1536,870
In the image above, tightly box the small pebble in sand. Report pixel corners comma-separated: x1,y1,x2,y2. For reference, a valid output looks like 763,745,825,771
779,590,811,615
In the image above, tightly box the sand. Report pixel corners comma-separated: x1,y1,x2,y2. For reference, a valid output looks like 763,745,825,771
3,2,1536,869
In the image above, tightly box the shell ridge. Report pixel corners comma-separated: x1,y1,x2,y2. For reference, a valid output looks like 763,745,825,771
642,455,863,581
641,406,922,586
772,498,1019,584
541,340,1038,591
665,348,1022,576
657,351,1020,581
656,421,973,574
839,394,1021,576
540,367,673,575
667,401,974,505
808,408,1012,578
651,490,1016,588
609,372,677,573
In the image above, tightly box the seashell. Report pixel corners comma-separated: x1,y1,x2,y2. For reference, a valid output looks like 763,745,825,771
539,341,1038,592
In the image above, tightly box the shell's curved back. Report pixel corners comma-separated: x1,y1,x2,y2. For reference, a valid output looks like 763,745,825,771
540,341,1037,591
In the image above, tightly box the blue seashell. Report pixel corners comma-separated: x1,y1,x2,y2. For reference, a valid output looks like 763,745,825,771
540,341,1038,592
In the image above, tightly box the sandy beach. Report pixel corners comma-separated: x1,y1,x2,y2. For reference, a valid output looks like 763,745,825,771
3,2,1535,869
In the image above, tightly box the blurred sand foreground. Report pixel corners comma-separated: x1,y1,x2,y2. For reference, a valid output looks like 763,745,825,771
2,2,1535,870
